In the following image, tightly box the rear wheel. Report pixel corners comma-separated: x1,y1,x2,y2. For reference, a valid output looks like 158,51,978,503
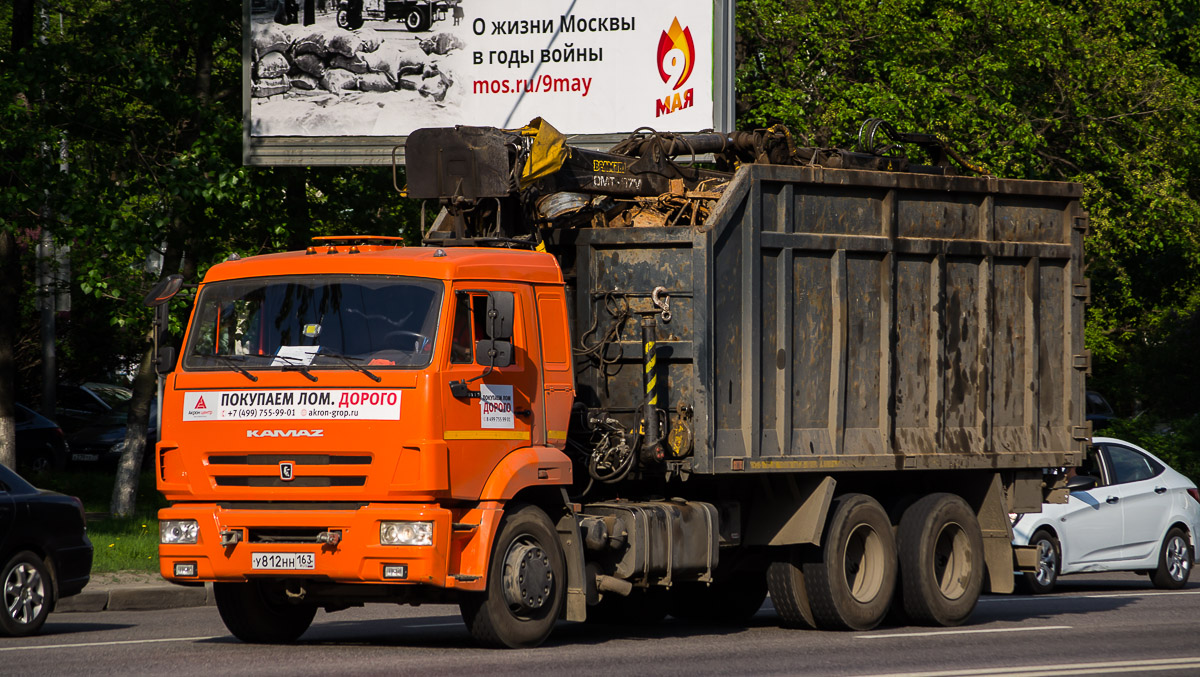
1022,530,1060,594
896,493,984,626
0,552,51,637
767,547,816,629
213,581,316,643
1151,528,1193,590
802,494,897,631
460,505,565,648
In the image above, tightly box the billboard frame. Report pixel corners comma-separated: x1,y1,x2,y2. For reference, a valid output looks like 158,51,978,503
242,0,735,166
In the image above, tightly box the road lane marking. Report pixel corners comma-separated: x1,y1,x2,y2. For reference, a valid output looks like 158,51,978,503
0,636,223,653
856,625,1071,639
980,590,1200,603
854,656,1200,677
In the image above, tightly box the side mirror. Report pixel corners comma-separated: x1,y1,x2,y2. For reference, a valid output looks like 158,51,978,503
155,346,177,376
144,275,184,377
486,291,514,340
1066,474,1098,492
475,339,513,369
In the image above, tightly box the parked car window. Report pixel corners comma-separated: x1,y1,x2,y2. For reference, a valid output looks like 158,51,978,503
1103,444,1163,484
1078,446,1107,485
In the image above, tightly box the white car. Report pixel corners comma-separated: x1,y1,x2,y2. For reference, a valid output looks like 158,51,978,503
1012,436,1200,593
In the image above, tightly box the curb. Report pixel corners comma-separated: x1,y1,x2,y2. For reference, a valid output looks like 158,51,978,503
57,583,215,613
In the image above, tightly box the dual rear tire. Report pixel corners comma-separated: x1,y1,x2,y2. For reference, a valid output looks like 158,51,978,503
767,492,985,631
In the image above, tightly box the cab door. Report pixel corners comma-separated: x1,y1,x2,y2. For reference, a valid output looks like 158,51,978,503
441,284,542,499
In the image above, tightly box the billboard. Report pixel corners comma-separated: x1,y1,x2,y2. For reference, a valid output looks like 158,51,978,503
243,0,734,165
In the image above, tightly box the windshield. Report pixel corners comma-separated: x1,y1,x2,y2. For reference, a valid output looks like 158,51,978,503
183,275,444,370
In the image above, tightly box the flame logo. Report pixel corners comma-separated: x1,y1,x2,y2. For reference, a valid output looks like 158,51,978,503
657,18,695,91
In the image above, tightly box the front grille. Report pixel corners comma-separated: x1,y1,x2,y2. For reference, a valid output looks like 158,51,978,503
210,454,372,465
217,501,367,510
214,476,366,488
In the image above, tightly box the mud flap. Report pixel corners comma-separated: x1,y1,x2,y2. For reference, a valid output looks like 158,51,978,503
557,491,587,621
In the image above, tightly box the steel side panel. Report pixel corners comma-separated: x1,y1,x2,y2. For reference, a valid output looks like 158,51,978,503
570,164,1084,475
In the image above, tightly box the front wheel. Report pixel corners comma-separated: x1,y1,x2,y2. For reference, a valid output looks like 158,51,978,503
1151,528,1193,590
0,552,52,636
1022,530,1060,594
460,505,565,648
214,581,317,643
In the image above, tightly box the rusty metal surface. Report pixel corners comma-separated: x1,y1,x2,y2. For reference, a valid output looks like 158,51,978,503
571,163,1086,476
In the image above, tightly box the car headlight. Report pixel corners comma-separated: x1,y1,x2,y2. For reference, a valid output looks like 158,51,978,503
160,520,199,544
1009,512,1023,526
380,521,433,546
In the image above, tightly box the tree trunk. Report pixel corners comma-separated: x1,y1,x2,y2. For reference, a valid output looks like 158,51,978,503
110,341,155,516
0,231,21,469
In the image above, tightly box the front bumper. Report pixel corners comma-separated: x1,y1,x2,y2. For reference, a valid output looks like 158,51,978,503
158,503,455,587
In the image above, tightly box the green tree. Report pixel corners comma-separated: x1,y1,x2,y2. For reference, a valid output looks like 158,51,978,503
737,0,1200,422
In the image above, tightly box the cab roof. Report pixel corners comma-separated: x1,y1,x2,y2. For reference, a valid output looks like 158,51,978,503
201,245,564,285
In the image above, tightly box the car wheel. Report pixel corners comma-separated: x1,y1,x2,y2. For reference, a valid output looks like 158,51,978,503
1,552,52,637
21,447,55,475
1151,528,1193,590
1022,530,1060,594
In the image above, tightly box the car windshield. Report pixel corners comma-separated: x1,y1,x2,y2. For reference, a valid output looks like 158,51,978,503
183,275,444,370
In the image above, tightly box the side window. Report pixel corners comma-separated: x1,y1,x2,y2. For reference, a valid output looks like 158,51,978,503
449,292,492,364
1079,446,1106,485
450,293,475,363
1104,445,1162,485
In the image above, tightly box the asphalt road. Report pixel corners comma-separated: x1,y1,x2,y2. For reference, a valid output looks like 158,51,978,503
4,573,1199,676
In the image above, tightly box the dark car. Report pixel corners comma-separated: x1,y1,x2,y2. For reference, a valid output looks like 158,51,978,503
14,403,69,474
1086,390,1117,431
57,383,157,466
0,464,92,636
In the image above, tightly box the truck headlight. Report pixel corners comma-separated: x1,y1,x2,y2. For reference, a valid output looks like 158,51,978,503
160,520,199,544
380,521,432,546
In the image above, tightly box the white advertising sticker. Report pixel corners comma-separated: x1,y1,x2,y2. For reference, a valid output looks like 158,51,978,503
183,390,400,421
479,384,515,429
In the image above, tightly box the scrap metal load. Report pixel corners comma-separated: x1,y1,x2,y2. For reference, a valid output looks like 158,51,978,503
404,118,982,242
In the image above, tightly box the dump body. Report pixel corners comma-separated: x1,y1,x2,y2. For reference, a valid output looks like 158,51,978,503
564,163,1087,475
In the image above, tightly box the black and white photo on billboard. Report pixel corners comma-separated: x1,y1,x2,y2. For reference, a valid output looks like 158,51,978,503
249,0,467,137
245,0,721,141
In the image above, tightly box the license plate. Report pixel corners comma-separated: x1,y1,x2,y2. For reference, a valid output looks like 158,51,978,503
251,552,315,570
72,453,99,462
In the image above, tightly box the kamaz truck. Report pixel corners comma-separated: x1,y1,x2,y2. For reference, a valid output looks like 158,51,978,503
150,120,1088,648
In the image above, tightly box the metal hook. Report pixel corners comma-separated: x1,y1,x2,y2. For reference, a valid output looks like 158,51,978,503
652,286,671,322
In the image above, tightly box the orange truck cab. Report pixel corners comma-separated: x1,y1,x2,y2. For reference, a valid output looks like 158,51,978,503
156,241,578,646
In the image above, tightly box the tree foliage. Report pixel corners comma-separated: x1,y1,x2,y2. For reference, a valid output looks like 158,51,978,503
738,0,1200,424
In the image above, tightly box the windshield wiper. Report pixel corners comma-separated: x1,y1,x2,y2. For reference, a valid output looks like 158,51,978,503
210,354,258,382
271,354,319,382
316,350,381,383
